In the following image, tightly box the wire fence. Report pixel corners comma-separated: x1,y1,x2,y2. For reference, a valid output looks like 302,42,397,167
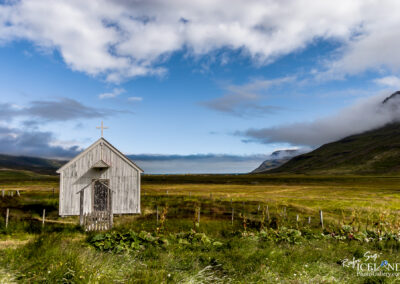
1,189,399,233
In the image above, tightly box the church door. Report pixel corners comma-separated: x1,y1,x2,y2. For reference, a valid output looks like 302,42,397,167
93,179,110,212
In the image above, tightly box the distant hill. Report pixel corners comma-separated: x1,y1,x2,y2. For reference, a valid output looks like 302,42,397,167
254,91,400,175
0,154,65,174
252,149,301,173
264,122,400,175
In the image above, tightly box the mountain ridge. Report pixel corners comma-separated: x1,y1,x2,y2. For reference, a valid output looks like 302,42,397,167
261,122,400,175
252,149,301,173
253,90,400,175
0,154,65,174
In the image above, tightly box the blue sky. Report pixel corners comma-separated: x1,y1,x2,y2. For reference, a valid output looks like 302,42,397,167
1,1,400,173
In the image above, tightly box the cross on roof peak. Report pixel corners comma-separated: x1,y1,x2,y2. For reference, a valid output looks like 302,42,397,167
96,121,108,137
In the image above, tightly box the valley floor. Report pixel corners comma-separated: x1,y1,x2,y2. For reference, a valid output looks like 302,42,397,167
0,174,400,283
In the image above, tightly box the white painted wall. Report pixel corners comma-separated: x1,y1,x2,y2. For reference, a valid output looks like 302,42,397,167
58,139,141,216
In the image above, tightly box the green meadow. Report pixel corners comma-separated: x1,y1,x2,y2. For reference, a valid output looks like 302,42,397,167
1,171,400,283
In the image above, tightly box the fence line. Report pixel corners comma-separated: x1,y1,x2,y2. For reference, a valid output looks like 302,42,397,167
146,193,341,230
1,189,394,233
144,194,340,232
42,209,46,228
320,210,324,228
5,208,9,229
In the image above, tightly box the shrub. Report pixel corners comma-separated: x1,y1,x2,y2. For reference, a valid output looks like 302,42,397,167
88,229,223,253
173,229,223,250
88,230,167,253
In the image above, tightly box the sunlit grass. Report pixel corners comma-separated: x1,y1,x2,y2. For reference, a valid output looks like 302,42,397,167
142,180,400,217
1,174,400,282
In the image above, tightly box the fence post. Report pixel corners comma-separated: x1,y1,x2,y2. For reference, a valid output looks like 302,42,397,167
266,205,270,221
156,205,159,224
10,191,13,197
296,214,299,222
1,190,4,198
231,207,234,225
230,198,233,206
16,190,20,197
42,209,46,228
258,204,260,212
319,210,324,229
197,207,200,224
308,216,311,224
166,190,169,196
5,208,9,229
189,192,191,197
283,207,286,219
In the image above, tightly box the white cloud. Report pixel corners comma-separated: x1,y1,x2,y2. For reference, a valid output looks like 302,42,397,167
240,90,400,146
2,1,400,82
0,0,400,82
374,76,400,89
317,2,400,78
127,97,143,102
98,88,125,99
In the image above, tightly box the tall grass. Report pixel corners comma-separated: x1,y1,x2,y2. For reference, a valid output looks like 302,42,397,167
2,228,400,283
1,174,400,282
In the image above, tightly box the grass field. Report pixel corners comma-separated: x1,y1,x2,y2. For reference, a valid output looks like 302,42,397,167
1,172,400,283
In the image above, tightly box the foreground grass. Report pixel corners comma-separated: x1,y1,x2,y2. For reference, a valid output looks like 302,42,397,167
1,174,400,282
2,227,400,283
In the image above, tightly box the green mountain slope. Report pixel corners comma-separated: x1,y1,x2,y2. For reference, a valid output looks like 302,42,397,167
266,123,400,175
0,154,65,175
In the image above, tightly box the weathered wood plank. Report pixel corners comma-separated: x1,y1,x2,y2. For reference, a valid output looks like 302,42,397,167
59,139,141,216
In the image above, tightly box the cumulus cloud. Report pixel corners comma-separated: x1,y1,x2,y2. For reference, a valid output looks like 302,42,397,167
127,153,269,174
1,1,399,81
324,4,400,78
240,91,400,147
201,77,292,116
0,98,127,121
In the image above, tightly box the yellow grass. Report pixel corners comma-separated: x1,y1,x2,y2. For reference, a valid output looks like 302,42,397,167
142,183,400,213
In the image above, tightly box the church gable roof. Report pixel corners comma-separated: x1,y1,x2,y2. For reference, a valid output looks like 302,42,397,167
56,137,143,173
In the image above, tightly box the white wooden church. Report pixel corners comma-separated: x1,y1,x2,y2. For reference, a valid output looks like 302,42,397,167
56,123,143,229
